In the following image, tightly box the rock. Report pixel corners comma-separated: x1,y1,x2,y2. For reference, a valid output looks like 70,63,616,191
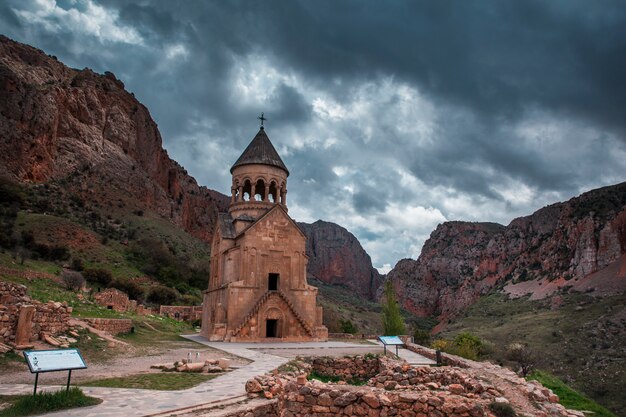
334,392,358,406
185,363,205,372
384,381,398,390
448,383,465,395
298,221,383,300
218,358,231,369
43,334,61,346
206,365,223,373
246,378,263,393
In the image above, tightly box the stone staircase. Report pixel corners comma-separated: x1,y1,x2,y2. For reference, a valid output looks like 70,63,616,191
232,290,313,337
276,290,313,336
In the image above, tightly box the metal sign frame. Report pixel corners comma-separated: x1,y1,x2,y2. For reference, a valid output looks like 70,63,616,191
378,336,405,356
23,348,87,396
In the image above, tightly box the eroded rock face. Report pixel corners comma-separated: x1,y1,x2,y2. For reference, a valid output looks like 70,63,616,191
299,220,383,300
387,182,626,318
0,35,230,243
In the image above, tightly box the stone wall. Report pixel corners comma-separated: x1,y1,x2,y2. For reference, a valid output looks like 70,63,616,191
84,318,133,335
160,305,202,322
245,355,582,417
306,355,382,382
0,281,71,346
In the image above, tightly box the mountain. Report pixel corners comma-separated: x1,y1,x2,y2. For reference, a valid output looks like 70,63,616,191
298,220,383,300
0,35,229,244
387,182,626,320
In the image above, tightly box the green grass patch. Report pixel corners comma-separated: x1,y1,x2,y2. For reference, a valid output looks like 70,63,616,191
0,351,25,368
81,372,219,390
527,371,617,417
0,387,101,417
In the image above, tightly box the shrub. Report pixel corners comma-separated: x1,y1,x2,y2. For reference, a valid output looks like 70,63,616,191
489,401,516,417
506,342,536,377
109,280,144,301
431,339,450,351
413,329,431,346
147,285,178,306
339,319,358,334
83,268,113,287
62,270,85,292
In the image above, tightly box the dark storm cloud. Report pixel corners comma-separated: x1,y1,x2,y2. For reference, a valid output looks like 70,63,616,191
2,0,625,268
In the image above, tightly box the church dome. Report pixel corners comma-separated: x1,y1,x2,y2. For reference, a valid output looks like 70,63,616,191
230,127,289,175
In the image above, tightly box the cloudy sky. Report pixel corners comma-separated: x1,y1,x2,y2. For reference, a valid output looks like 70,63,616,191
2,0,625,272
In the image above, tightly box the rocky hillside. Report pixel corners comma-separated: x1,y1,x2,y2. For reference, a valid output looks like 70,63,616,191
0,35,229,244
298,220,383,300
387,182,626,319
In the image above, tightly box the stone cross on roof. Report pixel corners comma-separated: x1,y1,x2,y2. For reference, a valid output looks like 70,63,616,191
258,112,266,128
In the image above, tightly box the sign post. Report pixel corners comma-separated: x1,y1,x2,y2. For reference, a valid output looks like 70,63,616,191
378,336,405,356
23,349,87,396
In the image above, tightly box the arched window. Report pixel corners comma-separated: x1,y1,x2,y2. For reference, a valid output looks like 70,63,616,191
255,179,266,201
269,181,278,203
242,179,252,202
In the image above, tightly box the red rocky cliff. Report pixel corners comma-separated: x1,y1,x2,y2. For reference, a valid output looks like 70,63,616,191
387,182,626,319
299,220,383,300
0,35,229,243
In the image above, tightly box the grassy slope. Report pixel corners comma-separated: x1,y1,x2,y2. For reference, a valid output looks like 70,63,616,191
439,292,626,416
528,370,617,417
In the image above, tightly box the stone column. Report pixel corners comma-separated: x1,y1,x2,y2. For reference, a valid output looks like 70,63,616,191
251,183,256,201
281,189,287,206
237,186,243,202
15,305,35,347
264,185,270,202
231,187,236,203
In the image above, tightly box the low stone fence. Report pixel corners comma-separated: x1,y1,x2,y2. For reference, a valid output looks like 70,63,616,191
327,332,379,339
84,318,133,335
405,341,471,368
282,380,488,416
1,281,71,346
159,305,202,322
305,355,382,382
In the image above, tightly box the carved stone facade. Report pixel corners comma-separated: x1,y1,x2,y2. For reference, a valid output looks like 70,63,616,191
201,127,327,342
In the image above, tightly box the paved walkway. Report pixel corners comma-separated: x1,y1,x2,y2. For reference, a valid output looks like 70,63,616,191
367,339,436,366
0,336,376,417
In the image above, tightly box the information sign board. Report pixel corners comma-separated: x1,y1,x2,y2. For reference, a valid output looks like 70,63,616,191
378,336,404,346
23,349,87,373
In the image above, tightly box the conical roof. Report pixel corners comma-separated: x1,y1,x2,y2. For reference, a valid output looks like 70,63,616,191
230,127,289,175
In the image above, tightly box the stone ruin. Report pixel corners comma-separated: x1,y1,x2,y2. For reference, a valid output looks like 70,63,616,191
241,351,585,417
0,280,71,348
160,305,203,322
93,287,155,315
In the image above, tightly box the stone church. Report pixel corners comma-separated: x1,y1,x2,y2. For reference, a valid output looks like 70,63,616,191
201,124,328,342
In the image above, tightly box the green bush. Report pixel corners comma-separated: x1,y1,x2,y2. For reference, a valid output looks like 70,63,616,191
339,319,358,334
147,285,178,306
413,329,431,346
109,279,144,301
83,268,113,287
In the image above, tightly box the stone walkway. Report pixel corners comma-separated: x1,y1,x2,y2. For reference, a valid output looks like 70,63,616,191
367,339,436,366
0,336,376,417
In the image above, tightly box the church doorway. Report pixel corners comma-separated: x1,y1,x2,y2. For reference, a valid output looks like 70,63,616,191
268,273,279,291
266,319,278,337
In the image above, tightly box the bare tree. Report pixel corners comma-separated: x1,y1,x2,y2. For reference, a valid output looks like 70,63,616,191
506,342,536,377
62,270,85,292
